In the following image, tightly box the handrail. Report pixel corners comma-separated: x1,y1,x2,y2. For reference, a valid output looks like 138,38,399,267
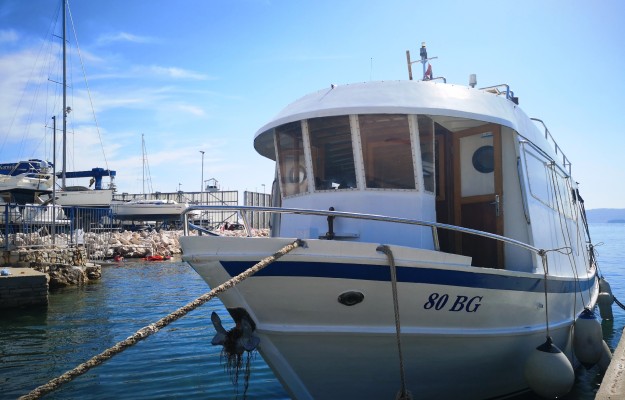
530,118,572,176
182,205,544,256
188,222,219,236
479,84,514,101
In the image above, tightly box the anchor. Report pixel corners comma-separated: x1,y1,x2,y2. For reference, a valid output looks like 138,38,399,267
210,310,260,398
211,311,260,354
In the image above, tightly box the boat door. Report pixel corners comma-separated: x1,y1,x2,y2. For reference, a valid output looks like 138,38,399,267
452,125,503,268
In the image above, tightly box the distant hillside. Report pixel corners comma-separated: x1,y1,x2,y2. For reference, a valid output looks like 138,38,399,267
586,208,625,223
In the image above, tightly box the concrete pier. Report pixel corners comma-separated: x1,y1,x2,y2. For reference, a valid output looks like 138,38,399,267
596,328,625,399
0,267,48,309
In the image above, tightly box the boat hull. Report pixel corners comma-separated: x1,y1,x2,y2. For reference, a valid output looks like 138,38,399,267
53,189,113,207
180,236,597,400
112,202,186,221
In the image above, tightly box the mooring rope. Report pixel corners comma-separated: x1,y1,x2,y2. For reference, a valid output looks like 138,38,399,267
376,245,412,400
19,239,305,400
613,295,625,311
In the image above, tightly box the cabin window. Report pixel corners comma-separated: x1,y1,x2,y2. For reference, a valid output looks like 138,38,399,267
309,116,356,190
276,122,307,197
525,150,551,207
524,148,574,219
359,114,416,189
418,115,435,193
553,167,574,219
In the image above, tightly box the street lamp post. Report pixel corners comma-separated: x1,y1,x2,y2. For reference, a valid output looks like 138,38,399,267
200,150,205,193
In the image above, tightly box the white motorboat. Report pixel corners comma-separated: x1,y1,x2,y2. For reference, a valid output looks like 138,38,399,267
180,45,602,399
112,199,187,221
0,160,54,204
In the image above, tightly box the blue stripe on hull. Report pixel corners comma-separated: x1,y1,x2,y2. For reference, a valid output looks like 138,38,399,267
221,261,595,294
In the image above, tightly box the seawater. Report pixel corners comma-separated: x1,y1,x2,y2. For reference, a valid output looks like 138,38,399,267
0,259,289,399
1,223,623,400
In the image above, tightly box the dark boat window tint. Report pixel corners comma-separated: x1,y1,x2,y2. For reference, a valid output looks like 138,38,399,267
418,115,435,193
309,116,356,190
276,122,307,197
359,114,416,189
472,145,495,173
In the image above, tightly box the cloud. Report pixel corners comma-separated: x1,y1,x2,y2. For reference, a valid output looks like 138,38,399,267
146,65,211,80
96,32,154,46
176,104,207,117
0,29,18,44
0,48,52,145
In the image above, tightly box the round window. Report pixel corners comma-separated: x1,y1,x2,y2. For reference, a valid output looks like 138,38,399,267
472,145,494,173
287,165,307,183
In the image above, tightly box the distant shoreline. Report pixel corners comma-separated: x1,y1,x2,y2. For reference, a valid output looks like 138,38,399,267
587,208,625,224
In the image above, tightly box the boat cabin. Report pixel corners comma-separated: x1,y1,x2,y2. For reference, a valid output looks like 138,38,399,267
253,81,579,273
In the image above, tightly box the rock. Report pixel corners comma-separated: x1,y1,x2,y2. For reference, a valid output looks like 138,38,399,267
85,264,102,280
49,265,85,289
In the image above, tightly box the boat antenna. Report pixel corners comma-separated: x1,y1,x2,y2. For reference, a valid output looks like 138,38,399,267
406,42,437,81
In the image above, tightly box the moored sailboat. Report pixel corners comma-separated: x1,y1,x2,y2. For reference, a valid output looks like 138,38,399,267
112,134,187,222
179,44,602,399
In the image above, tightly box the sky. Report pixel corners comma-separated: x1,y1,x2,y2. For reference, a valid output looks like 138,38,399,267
0,0,624,209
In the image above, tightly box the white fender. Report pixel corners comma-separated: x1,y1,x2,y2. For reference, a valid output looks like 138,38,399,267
573,308,604,368
524,337,574,398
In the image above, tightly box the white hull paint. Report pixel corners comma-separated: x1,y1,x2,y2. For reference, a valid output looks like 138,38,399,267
0,172,53,203
181,236,597,399
53,188,114,207
112,200,187,221
180,69,599,398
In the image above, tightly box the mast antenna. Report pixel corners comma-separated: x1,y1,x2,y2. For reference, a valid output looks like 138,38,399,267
406,42,438,81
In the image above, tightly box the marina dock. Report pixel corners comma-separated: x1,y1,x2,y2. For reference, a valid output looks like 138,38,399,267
0,267,48,308
596,327,625,399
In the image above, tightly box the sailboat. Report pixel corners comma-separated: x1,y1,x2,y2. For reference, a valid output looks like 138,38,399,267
42,0,116,208
112,134,187,221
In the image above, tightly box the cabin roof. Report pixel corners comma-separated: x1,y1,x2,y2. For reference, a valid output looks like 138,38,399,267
254,80,552,162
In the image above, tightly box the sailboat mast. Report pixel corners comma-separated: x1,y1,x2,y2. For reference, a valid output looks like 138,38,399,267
142,134,145,195
61,0,67,189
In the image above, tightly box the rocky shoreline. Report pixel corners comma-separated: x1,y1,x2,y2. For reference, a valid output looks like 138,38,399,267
1,228,269,291
2,227,269,260
100,227,269,259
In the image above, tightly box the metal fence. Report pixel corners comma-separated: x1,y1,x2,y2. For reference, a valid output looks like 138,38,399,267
1,189,271,256
113,190,241,230
1,204,117,260
243,191,272,229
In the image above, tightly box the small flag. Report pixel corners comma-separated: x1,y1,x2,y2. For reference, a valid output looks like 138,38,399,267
424,63,433,80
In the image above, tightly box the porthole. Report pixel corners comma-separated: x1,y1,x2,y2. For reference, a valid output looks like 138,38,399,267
338,291,365,306
287,165,307,184
472,145,494,173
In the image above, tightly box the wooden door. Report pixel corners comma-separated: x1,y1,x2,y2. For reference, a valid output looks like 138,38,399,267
453,125,503,268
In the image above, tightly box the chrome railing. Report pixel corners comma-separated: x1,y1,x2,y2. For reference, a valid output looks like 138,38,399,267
182,205,543,256
530,118,572,176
